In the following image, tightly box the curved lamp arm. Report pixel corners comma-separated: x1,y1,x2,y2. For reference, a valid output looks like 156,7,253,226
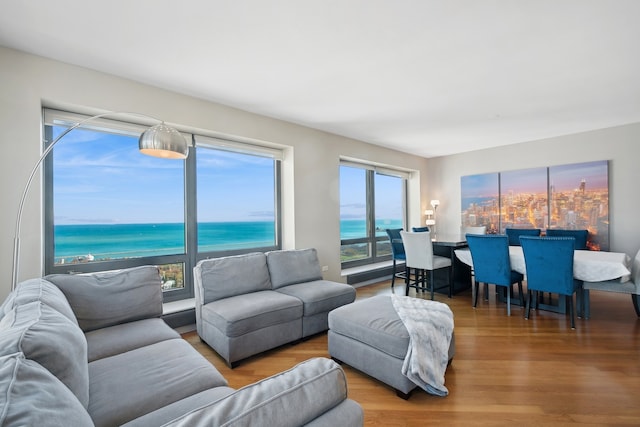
11,111,188,291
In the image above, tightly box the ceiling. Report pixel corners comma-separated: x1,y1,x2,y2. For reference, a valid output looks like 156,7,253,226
1,1,639,158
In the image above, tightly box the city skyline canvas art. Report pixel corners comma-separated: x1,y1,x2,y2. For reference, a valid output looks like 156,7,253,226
461,160,609,250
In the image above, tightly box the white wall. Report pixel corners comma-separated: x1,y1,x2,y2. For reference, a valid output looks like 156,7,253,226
426,125,640,258
0,46,428,300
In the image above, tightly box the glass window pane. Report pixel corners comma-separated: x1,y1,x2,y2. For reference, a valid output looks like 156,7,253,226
196,147,276,251
159,262,185,291
374,173,404,237
340,166,367,240
340,242,370,263
51,126,185,265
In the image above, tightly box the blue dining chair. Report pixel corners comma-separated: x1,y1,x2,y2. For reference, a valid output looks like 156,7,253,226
545,229,589,250
520,236,582,329
386,228,406,289
505,228,541,246
466,234,524,315
411,226,430,232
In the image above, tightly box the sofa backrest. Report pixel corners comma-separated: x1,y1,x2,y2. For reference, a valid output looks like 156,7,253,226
266,248,323,289
45,265,164,332
194,252,272,304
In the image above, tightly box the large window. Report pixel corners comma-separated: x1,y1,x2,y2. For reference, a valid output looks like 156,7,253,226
340,162,407,268
44,110,281,301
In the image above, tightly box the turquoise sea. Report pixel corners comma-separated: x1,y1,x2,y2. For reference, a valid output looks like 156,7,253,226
54,219,403,263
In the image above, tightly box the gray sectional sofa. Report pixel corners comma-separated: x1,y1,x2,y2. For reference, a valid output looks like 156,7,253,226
0,266,363,426
194,248,357,367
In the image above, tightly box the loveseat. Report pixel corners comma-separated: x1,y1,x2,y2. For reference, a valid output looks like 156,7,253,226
194,248,357,367
0,266,363,426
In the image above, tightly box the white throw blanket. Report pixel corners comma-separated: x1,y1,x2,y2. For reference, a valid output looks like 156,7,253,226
391,295,454,396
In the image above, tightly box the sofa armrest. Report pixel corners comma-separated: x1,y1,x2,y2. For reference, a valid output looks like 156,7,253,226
162,357,363,427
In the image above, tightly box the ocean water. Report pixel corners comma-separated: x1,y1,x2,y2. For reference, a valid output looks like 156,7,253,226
54,219,403,263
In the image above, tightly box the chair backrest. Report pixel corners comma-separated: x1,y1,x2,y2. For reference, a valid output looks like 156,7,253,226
385,228,405,260
400,230,435,270
520,236,576,296
545,229,588,250
412,226,429,232
465,234,513,287
462,226,486,236
505,228,541,246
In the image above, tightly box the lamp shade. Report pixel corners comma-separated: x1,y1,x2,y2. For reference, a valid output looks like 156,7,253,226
430,199,440,208
424,209,434,216
139,123,189,159
426,219,436,226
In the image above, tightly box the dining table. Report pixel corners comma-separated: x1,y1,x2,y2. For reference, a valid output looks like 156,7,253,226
454,246,631,315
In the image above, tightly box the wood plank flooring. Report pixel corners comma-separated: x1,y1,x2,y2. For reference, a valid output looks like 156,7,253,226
183,280,640,426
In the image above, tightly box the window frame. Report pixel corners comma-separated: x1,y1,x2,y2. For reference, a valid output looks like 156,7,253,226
339,161,408,269
43,109,282,303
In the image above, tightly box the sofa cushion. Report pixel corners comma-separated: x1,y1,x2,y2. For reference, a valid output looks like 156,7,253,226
162,357,349,427
201,290,302,337
88,339,228,427
85,318,180,362
328,295,410,359
45,265,163,332
276,280,356,316
121,387,236,427
0,301,90,408
195,253,272,303
1,278,77,325
0,353,94,427
266,248,323,289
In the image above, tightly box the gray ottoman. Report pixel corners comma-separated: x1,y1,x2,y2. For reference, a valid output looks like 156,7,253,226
328,295,455,399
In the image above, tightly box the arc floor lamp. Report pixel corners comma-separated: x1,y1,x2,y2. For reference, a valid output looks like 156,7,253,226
11,111,189,291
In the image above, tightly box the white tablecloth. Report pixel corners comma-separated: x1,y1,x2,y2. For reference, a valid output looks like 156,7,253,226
455,247,631,283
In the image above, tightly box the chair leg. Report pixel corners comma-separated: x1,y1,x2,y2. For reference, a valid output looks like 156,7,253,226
506,287,511,316
473,281,479,308
448,265,453,298
569,297,576,330
430,270,435,300
404,266,410,296
391,259,396,288
517,281,524,307
525,290,532,319
632,295,640,317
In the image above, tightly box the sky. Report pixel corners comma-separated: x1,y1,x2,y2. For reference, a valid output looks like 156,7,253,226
52,126,274,224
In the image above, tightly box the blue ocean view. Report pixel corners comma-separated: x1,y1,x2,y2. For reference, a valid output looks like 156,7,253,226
54,219,403,263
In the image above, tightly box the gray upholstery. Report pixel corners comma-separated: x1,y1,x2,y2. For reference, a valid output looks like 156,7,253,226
195,252,272,303
121,387,236,427
1,265,363,426
194,249,356,366
202,291,302,337
162,358,361,427
85,318,180,362
0,353,95,427
276,280,356,336
582,249,640,317
329,296,410,359
1,278,78,325
88,339,228,427
267,248,323,289
46,265,163,332
328,295,455,397
0,301,89,408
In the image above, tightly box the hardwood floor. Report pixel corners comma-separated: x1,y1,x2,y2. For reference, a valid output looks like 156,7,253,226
183,280,640,426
